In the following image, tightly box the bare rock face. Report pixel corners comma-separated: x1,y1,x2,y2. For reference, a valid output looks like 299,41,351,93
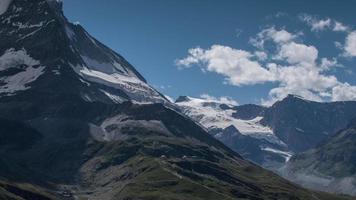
283,119,356,196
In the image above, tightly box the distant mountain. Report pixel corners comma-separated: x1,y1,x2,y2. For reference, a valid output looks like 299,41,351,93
282,119,356,196
175,96,290,169
176,95,356,170
0,0,347,199
261,95,356,152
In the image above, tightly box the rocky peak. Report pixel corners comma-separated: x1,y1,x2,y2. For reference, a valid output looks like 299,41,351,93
175,96,191,103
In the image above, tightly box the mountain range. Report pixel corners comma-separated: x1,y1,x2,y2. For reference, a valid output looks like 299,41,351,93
176,95,356,171
1,0,353,199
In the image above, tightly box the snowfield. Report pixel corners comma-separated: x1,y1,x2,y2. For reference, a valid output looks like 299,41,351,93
0,49,45,95
177,96,273,135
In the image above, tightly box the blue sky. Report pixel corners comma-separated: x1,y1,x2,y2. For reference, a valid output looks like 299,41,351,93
62,0,356,105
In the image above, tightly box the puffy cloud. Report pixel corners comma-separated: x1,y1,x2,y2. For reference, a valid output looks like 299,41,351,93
177,25,356,105
250,27,298,49
254,51,268,61
276,42,318,65
200,94,239,106
299,14,331,32
320,57,341,71
261,62,339,105
345,31,356,57
332,83,356,101
333,21,350,32
176,45,275,86
300,14,350,33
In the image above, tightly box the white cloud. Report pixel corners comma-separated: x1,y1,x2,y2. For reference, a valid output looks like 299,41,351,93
267,28,296,43
262,61,339,105
176,45,275,86
300,14,331,32
320,57,341,71
177,25,356,105
276,42,318,65
333,21,350,32
200,94,239,106
332,83,356,101
334,41,343,49
300,14,350,33
250,27,298,49
345,31,356,57
254,51,268,61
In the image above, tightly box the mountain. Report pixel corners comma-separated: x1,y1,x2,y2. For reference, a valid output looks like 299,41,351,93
261,95,356,152
175,96,290,169
282,119,356,196
0,0,353,200
176,95,356,170
0,0,167,104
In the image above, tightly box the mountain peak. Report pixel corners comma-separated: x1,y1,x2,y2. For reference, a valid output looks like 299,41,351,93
273,94,310,106
175,96,191,103
0,0,167,104
285,94,308,101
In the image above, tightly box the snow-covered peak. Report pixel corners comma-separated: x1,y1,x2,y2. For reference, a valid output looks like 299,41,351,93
0,0,12,15
0,0,167,104
176,96,273,135
176,96,286,155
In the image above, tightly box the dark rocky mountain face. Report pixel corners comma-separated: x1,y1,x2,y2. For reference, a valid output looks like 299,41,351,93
261,95,356,152
210,125,288,169
0,1,353,200
282,119,356,196
0,0,167,104
231,104,266,120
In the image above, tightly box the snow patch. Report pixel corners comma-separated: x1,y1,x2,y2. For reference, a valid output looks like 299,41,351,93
90,115,171,141
100,89,124,103
177,97,273,135
72,64,165,103
81,55,126,75
0,48,39,71
0,0,12,15
0,49,45,95
261,147,293,162
176,96,288,146
296,127,304,132
65,25,76,41
0,66,45,94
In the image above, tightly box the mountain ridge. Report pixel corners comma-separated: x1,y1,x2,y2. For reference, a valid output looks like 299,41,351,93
175,94,356,170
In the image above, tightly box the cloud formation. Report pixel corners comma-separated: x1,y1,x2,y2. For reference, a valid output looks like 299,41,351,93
345,31,356,57
177,26,356,105
199,94,239,106
299,14,350,33
176,45,274,86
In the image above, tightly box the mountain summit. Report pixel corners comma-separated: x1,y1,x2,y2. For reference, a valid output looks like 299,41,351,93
0,1,352,200
0,0,167,104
